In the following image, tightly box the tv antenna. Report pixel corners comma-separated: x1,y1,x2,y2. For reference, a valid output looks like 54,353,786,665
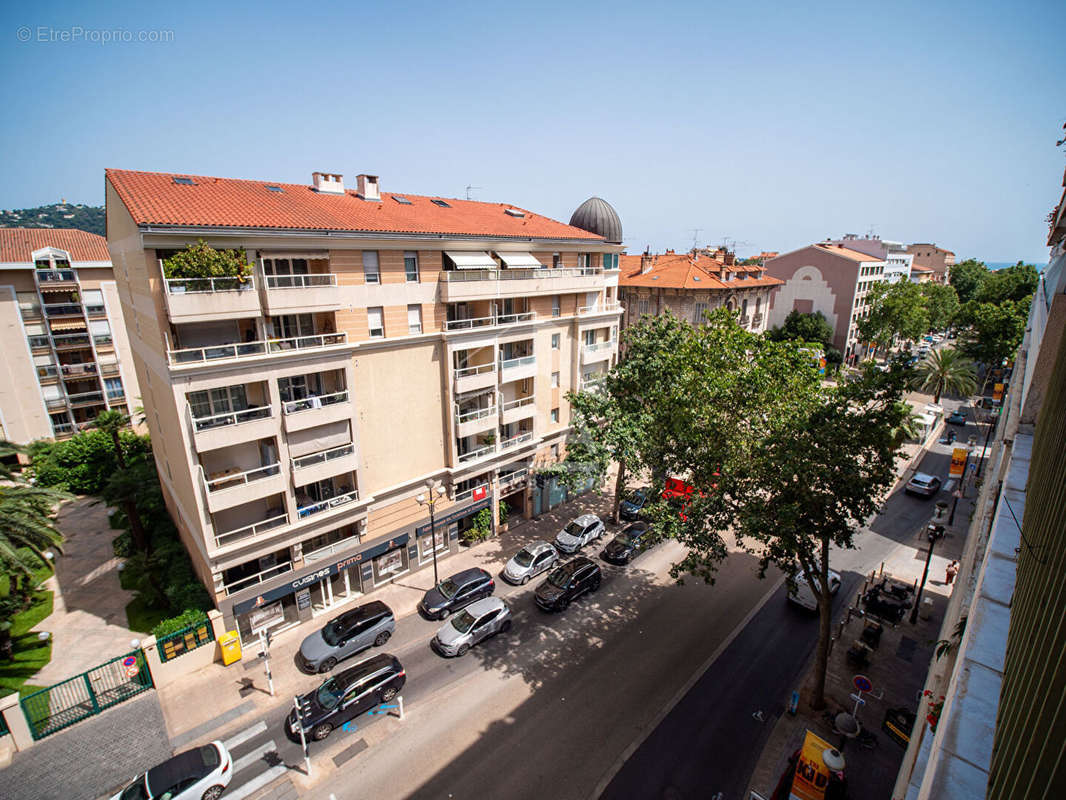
690,228,703,250
465,185,483,201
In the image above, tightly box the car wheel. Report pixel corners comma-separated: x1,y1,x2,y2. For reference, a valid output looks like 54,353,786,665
374,631,391,647
438,608,450,620
311,723,333,741
560,598,569,611
521,575,530,585
500,620,512,634
319,657,337,673
590,579,601,592
457,644,470,657
202,786,226,800
381,686,398,702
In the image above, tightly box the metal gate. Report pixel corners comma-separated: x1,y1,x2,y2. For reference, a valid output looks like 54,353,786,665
20,648,153,740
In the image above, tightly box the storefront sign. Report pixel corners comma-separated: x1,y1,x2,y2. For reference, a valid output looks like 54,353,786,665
949,447,969,479
790,729,836,800
415,499,490,536
296,589,312,611
248,601,284,633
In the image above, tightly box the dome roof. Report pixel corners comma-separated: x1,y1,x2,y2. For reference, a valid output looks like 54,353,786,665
569,197,622,244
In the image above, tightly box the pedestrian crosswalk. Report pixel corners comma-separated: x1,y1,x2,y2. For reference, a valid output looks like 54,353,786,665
218,718,293,800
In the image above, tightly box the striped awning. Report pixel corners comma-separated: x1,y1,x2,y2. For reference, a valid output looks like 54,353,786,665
39,286,75,293
49,319,87,331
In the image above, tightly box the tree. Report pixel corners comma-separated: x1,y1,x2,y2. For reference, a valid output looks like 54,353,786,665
0,439,23,481
956,299,1030,373
858,280,929,352
0,484,68,580
92,409,150,554
768,310,835,348
949,259,989,304
161,239,252,282
975,262,1039,306
914,348,977,403
919,282,961,333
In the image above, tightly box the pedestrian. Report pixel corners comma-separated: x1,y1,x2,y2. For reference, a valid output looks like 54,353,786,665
945,560,959,585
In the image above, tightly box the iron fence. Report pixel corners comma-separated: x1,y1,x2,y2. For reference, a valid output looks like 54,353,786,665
157,619,215,663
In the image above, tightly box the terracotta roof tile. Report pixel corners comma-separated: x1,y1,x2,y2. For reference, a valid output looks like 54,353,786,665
619,252,783,290
811,243,882,262
0,228,111,264
105,169,604,241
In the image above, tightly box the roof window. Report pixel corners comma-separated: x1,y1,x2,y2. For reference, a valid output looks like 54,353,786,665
265,185,283,192
505,208,525,218
392,196,412,205
172,177,195,186
431,199,451,208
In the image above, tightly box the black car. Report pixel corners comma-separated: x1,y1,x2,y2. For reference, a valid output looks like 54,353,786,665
619,489,648,521
418,567,495,620
601,522,652,565
287,653,405,742
535,556,601,611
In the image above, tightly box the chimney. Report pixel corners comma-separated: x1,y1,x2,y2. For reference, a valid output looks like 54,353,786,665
724,251,735,266
312,172,345,195
641,248,654,274
356,174,380,201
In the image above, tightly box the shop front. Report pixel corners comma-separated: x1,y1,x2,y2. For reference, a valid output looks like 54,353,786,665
415,497,491,557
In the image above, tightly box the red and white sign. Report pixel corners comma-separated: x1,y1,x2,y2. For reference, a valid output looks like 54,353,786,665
125,665,140,678
471,485,488,502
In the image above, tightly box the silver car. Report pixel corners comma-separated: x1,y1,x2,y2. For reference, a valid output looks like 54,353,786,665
432,597,512,657
554,514,605,554
905,472,942,498
297,601,395,674
502,541,559,584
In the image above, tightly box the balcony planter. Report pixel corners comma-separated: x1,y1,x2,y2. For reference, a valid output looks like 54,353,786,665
162,239,253,284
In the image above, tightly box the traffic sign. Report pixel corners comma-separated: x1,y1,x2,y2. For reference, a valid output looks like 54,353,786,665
122,656,137,668
853,675,872,693
125,665,139,678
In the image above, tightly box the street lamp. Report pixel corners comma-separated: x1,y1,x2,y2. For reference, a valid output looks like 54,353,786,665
416,480,447,585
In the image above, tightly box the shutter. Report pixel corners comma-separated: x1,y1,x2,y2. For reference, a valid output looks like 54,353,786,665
287,420,352,457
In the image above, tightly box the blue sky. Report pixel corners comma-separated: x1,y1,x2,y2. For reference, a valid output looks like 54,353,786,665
1,0,1063,262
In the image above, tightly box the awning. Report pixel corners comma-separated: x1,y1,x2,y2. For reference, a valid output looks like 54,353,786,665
39,286,75,293
49,320,88,331
496,252,544,269
445,251,497,270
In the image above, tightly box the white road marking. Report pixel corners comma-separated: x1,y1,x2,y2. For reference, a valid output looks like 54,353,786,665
222,720,268,751
232,740,278,773
223,764,288,800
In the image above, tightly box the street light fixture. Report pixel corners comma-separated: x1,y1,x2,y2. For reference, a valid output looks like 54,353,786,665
416,480,447,585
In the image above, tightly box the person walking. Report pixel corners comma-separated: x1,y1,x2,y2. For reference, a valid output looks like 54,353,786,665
945,560,959,586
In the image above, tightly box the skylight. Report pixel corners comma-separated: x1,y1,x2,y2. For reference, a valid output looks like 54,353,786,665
693,276,701,281
265,185,283,192
392,196,412,205
505,208,525,218
431,199,451,208
172,177,195,185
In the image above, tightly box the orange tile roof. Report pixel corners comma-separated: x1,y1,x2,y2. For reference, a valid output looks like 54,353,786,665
0,228,111,264
910,264,934,273
812,243,882,262
619,252,784,290
106,169,605,241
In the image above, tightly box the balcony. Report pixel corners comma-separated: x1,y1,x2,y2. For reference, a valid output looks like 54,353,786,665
202,463,286,513
262,274,343,315
439,267,604,302
99,362,121,377
214,513,290,554
36,365,59,381
35,268,77,286
20,306,42,321
189,405,277,452
454,481,490,503
580,374,607,393
500,396,536,425
499,354,537,383
67,390,105,407
43,303,84,318
499,467,528,494
52,422,74,437
290,443,358,485
167,332,349,368
85,304,107,317
500,431,535,450
221,559,293,596
296,488,360,522
45,397,68,411
455,405,498,438
281,390,351,434
163,276,261,324
28,334,51,350
93,333,114,348
454,363,497,394
444,311,537,333
457,444,497,465
581,340,617,365
578,302,623,316
59,363,97,379
52,333,92,350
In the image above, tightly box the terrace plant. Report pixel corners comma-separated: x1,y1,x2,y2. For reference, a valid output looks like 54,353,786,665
161,240,253,284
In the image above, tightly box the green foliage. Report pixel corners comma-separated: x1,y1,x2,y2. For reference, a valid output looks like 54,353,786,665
0,582,54,698
956,298,1031,367
124,595,171,634
0,439,25,481
464,509,494,544
949,259,989,304
858,280,930,347
919,282,961,332
975,262,1039,305
29,429,150,494
0,484,68,578
162,239,252,281
767,310,834,347
914,348,978,403
0,203,105,236
151,608,209,639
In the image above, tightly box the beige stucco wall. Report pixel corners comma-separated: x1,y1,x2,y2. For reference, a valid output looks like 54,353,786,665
0,285,51,443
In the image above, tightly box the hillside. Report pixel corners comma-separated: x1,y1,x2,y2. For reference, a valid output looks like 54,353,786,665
0,202,105,236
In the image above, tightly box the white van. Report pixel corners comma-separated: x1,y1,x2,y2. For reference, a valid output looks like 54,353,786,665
787,569,842,611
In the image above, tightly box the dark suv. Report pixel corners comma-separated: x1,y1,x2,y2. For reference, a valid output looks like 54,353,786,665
296,601,395,674
535,556,602,611
418,567,495,620
286,653,405,742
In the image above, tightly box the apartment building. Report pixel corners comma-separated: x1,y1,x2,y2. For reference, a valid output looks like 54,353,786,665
0,228,139,443
905,242,955,284
618,248,782,333
105,169,623,643
763,243,888,359
823,234,914,283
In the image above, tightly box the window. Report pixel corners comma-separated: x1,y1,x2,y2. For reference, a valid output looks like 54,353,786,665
407,304,422,335
551,372,560,388
637,299,650,316
552,296,561,317
105,378,124,400
552,253,561,268
172,177,195,185
551,334,560,350
188,385,248,420
404,252,420,282
550,444,559,459
603,253,619,270
265,185,283,192
584,330,596,346
362,251,380,284
368,307,384,338
392,195,412,205
578,253,589,269
430,199,451,208
550,408,559,423
693,302,708,322
742,299,749,316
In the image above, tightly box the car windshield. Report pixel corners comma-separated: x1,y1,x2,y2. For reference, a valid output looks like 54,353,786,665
322,620,344,647
450,609,477,634
120,776,149,800
563,521,583,536
316,678,344,710
625,491,644,505
512,549,534,568
548,566,570,588
615,532,635,546
436,578,460,599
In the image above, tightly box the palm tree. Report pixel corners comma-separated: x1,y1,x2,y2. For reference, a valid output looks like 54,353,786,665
0,483,68,582
92,410,150,554
915,348,977,404
890,402,924,447
0,439,24,481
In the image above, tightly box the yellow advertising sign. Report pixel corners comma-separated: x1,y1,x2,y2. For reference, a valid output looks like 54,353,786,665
950,447,968,479
790,729,834,800
993,382,1004,402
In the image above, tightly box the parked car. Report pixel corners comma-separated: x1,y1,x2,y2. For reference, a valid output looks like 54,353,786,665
600,522,653,565
905,472,942,497
296,601,395,674
418,567,495,620
502,541,559,584
535,556,602,611
619,488,649,521
287,653,405,742
112,741,232,800
432,597,512,656
787,569,842,611
947,409,967,425
554,514,605,554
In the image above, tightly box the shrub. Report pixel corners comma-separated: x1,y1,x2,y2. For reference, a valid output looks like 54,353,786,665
162,240,252,281
151,608,209,639
30,430,151,494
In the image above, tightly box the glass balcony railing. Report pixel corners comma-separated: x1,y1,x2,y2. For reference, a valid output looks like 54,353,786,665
168,332,348,366
204,462,282,492
264,274,337,289
67,390,104,405
165,276,256,294
456,405,497,425
52,333,91,348
291,443,355,470
500,431,534,449
60,363,97,378
282,390,349,415
444,312,536,331
219,552,292,589
439,267,601,282
297,489,359,518
36,269,76,283
191,405,272,432
43,303,84,317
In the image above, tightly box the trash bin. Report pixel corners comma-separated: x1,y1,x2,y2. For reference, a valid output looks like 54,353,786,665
219,631,242,665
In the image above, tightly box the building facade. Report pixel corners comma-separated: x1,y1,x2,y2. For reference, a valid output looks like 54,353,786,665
105,169,623,643
618,249,781,333
763,243,888,358
0,228,140,444
904,242,955,284
823,234,915,283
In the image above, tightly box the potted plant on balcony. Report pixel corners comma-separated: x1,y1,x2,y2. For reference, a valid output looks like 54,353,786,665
162,239,254,292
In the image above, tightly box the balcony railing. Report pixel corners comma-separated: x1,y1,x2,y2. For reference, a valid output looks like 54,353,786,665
52,422,74,436
580,375,607,392
85,304,107,316
107,390,126,402
100,362,121,376
36,269,76,283
43,303,84,317
583,341,616,353
456,405,497,424
60,362,97,377
458,445,495,463
165,276,255,294
67,390,104,405
168,332,348,365
297,489,359,519
220,555,292,592
454,482,490,503
454,363,496,380
93,333,113,347
291,443,355,471
578,302,623,315
36,365,58,379
501,396,534,413
439,267,601,282
500,355,535,371
52,333,91,348
499,467,528,489
444,312,536,332
303,535,362,564
282,390,349,415
205,462,282,492
45,397,68,410
264,274,337,289
20,306,42,320
192,405,271,432
28,334,51,349
500,431,535,449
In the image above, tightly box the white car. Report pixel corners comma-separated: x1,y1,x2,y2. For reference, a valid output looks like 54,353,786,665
788,569,842,611
113,741,231,800
502,541,559,584
432,597,512,656
554,514,606,554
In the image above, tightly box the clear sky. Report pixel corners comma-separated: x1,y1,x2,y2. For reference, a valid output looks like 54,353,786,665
1,0,1063,262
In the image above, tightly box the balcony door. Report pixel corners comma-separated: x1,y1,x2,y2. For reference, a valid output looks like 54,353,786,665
270,314,315,341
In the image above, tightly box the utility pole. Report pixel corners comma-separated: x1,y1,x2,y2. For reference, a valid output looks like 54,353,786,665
465,185,482,201
259,630,274,697
294,695,312,777
910,524,943,625
690,228,702,251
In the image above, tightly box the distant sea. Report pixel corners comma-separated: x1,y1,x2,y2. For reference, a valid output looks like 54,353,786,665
984,261,1047,271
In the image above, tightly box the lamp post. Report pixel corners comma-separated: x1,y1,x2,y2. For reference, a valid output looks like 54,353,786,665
416,480,447,585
